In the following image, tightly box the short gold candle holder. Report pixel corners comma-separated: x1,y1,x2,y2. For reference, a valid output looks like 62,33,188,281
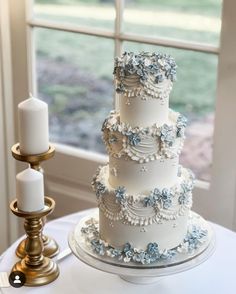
11,143,59,259
10,197,59,287
10,197,59,286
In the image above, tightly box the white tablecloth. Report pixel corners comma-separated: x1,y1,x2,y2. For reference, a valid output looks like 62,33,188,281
0,209,236,294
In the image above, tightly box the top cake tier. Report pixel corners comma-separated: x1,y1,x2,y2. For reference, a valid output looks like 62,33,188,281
114,52,177,127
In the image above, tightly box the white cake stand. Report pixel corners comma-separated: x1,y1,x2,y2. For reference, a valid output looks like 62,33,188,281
68,209,215,284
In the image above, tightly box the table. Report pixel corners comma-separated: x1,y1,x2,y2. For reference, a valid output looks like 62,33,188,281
0,209,236,294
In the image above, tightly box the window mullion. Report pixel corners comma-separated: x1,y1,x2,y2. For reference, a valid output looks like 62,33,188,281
114,0,124,56
114,0,124,111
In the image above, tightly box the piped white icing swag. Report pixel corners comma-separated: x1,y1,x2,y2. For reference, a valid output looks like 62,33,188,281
92,165,194,226
102,110,187,163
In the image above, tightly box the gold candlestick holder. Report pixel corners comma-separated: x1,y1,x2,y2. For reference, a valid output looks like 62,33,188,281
11,143,59,259
10,197,59,286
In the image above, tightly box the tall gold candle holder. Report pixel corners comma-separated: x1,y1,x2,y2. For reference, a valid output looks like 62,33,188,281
10,197,59,286
11,143,59,258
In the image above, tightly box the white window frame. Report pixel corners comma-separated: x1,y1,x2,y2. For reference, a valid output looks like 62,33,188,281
4,0,236,248
0,0,17,253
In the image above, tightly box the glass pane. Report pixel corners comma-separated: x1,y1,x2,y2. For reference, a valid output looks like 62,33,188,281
123,42,217,182
33,0,115,31
124,0,222,45
35,28,114,153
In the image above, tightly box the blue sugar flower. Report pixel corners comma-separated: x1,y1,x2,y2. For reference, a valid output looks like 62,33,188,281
125,66,136,75
184,226,208,251
178,181,193,205
161,188,171,200
91,239,105,256
147,64,158,74
162,198,172,209
95,182,106,198
101,118,109,131
176,115,187,137
127,133,141,146
81,227,89,234
110,124,119,132
81,223,97,235
133,251,145,263
164,56,177,82
109,248,122,257
164,63,171,72
123,242,132,253
143,188,162,207
140,73,148,82
123,243,134,259
181,181,193,193
155,73,164,83
143,195,155,207
178,194,188,205
161,188,173,209
151,188,162,202
115,186,126,203
134,251,151,264
191,225,208,240
147,242,159,255
160,124,175,146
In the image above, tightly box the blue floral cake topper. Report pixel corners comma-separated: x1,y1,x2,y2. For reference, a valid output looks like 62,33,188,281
114,51,177,94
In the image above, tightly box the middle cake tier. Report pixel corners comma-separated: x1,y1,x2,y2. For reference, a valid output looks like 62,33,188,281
102,109,187,194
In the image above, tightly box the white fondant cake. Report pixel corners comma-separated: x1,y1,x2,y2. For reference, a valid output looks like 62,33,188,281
91,52,195,258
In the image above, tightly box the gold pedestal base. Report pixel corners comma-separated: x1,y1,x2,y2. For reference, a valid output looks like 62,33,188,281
16,235,60,259
42,235,60,258
12,257,59,287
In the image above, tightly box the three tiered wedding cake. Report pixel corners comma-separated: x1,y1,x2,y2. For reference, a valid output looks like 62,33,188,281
83,52,207,264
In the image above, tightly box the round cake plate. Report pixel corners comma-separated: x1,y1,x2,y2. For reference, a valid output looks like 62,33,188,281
68,209,215,284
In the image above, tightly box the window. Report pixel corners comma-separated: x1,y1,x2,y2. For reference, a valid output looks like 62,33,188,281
31,0,222,182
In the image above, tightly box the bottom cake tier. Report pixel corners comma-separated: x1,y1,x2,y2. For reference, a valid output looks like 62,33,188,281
79,210,209,265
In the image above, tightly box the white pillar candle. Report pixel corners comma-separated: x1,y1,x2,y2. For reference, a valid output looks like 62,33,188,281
16,167,44,212
18,96,49,155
